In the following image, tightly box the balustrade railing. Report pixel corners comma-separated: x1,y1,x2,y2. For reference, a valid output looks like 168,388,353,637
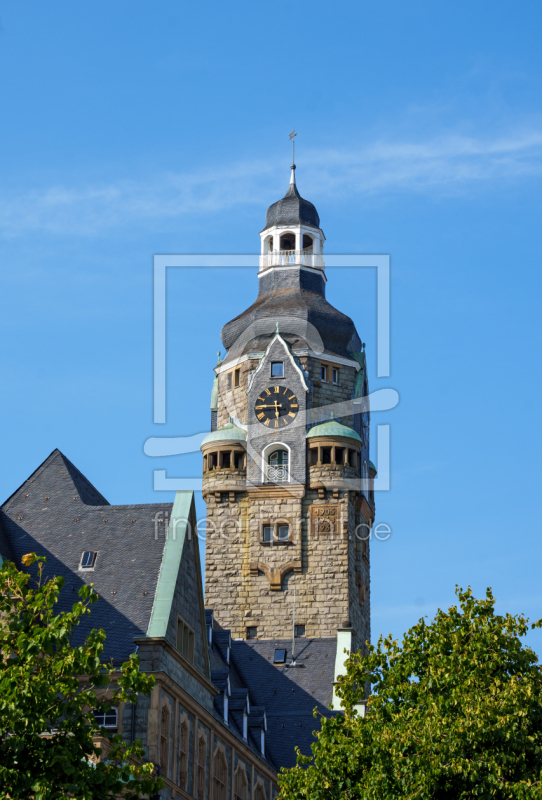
259,250,325,270
265,465,288,484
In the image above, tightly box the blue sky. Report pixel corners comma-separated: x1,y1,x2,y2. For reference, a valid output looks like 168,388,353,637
1,1,542,651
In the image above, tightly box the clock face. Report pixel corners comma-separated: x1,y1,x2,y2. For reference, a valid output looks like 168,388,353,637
254,386,299,429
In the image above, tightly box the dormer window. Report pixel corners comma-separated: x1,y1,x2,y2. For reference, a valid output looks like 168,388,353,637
271,361,284,378
80,551,97,571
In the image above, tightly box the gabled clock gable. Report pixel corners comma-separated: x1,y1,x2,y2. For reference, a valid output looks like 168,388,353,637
246,334,308,486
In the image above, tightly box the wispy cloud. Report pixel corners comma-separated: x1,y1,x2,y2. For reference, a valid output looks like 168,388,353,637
1,129,542,238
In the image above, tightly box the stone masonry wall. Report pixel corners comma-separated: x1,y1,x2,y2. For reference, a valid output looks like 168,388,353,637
204,487,371,643
205,344,371,647
299,357,357,429
216,358,260,429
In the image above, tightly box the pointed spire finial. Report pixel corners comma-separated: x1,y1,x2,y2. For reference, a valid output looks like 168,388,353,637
330,411,334,420
216,350,222,365
289,129,297,183
289,165,296,186
275,321,280,334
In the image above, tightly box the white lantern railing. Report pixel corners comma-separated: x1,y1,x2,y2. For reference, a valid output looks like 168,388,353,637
259,251,325,271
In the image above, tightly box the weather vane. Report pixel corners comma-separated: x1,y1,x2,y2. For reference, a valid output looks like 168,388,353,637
289,129,296,168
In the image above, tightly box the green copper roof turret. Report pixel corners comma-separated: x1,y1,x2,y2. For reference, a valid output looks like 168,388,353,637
201,421,247,447
306,420,361,442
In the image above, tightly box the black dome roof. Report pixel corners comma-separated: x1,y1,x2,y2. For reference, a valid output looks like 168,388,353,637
221,269,361,362
263,171,320,231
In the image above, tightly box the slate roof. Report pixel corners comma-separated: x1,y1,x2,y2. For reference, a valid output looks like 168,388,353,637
208,626,337,771
0,449,173,663
209,628,278,769
221,267,362,363
262,172,320,232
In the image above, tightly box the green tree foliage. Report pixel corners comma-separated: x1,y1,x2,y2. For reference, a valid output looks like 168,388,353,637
280,588,542,800
0,554,164,799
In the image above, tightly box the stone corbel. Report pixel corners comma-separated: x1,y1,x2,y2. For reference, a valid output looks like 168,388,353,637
249,560,302,591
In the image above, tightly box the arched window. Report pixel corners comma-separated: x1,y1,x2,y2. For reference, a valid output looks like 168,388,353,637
197,735,207,800
160,705,170,776
279,232,295,251
266,449,289,484
302,234,313,251
179,720,189,791
234,765,248,800
213,749,228,800
254,785,266,800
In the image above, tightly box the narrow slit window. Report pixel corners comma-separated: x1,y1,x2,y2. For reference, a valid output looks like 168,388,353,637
234,368,240,388
271,362,284,377
320,364,327,381
177,618,195,663
80,551,96,570
226,372,232,391
332,368,339,384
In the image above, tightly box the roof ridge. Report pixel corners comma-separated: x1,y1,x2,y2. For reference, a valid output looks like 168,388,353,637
2,449,110,510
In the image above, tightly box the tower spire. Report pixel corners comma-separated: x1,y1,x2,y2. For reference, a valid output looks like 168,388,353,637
289,129,297,183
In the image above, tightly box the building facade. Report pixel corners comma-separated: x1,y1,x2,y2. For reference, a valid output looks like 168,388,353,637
0,166,375,797
0,451,277,800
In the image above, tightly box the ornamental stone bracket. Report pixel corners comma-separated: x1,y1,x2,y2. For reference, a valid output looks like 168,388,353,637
249,559,302,591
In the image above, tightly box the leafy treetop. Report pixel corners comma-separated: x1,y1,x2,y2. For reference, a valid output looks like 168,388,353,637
279,587,542,800
0,554,164,800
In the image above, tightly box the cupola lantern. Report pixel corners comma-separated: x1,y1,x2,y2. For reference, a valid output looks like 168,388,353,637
259,166,325,274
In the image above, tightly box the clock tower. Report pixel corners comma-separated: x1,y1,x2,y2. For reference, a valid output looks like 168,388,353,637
202,166,375,654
